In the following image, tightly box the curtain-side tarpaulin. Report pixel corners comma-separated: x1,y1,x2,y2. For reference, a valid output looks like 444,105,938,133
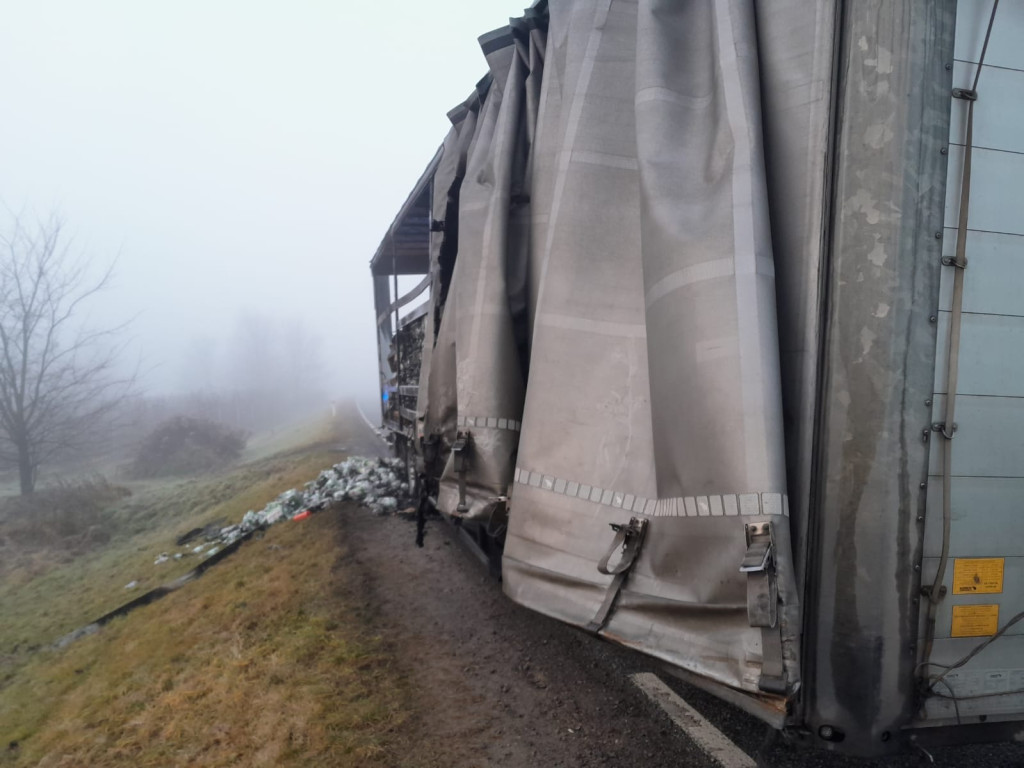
412,0,838,700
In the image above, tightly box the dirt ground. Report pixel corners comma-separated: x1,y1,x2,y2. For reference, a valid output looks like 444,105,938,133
334,503,1024,768
333,503,722,768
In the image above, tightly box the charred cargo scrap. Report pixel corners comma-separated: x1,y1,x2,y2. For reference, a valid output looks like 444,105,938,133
369,0,1024,756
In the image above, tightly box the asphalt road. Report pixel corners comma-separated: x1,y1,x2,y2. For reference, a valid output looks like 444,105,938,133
658,664,1024,767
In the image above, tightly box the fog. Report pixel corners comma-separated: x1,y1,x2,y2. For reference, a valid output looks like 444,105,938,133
0,0,528,411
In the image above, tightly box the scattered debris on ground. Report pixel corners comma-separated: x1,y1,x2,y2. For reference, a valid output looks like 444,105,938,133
15,510,407,767
55,456,411,651
155,455,410,565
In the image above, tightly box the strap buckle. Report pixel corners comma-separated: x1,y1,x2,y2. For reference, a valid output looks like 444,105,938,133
741,522,777,628
597,517,648,575
452,431,473,514
741,521,787,694
586,517,649,633
740,531,773,574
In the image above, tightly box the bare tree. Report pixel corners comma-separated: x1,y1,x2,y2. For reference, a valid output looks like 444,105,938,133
0,213,128,495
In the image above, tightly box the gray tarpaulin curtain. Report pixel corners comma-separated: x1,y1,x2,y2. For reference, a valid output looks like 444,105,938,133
431,17,545,520
419,0,835,696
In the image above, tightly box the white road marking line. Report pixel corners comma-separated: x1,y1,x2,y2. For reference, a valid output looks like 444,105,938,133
630,672,756,768
356,402,387,443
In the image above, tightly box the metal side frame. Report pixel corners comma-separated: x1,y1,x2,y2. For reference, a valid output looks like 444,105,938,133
799,0,957,755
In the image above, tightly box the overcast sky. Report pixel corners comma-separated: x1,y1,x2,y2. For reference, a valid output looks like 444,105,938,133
0,1,527,399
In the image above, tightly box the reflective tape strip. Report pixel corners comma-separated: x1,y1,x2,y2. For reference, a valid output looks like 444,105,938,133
514,467,787,517
457,415,522,431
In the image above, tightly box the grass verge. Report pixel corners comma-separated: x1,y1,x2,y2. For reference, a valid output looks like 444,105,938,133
1,414,408,766
0,449,340,671
1,508,407,766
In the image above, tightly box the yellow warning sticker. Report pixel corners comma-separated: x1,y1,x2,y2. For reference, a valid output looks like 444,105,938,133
952,604,1000,638
953,558,1005,595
